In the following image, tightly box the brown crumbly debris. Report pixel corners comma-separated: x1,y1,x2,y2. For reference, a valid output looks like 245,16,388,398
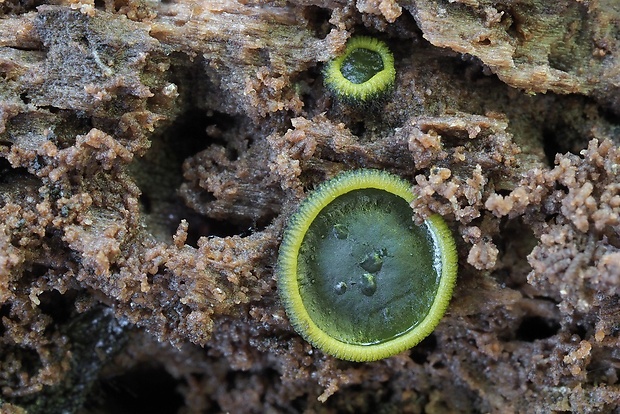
484,139,620,318
355,0,402,23
180,128,285,226
467,240,499,271
1,0,620,413
406,113,521,270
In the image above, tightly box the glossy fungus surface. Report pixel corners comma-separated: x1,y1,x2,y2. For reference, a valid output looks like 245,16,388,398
277,169,458,362
323,36,396,105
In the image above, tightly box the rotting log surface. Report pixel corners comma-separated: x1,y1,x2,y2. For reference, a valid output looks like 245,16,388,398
0,0,619,412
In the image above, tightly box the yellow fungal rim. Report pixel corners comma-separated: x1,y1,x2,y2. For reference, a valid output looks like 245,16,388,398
323,36,396,104
277,169,458,362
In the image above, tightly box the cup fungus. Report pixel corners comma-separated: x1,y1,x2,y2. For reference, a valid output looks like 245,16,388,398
277,169,458,362
323,36,396,105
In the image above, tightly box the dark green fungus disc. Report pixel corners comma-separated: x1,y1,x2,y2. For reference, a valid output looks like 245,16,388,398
323,36,396,105
277,169,458,362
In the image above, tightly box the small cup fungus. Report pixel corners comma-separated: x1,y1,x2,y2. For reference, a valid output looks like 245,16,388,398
323,36,396,105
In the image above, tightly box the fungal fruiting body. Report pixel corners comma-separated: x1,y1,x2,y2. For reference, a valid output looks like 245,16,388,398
277,169,458,362
323,36,396,105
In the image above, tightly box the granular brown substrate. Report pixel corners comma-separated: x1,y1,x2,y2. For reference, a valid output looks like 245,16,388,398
1,0,619,412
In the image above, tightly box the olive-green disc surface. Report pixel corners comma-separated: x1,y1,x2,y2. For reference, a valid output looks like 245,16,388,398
299,188,439,344
340,48,385,84
277,169,457,362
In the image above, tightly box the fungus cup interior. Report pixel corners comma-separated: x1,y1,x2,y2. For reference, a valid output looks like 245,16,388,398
340,48,385,84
